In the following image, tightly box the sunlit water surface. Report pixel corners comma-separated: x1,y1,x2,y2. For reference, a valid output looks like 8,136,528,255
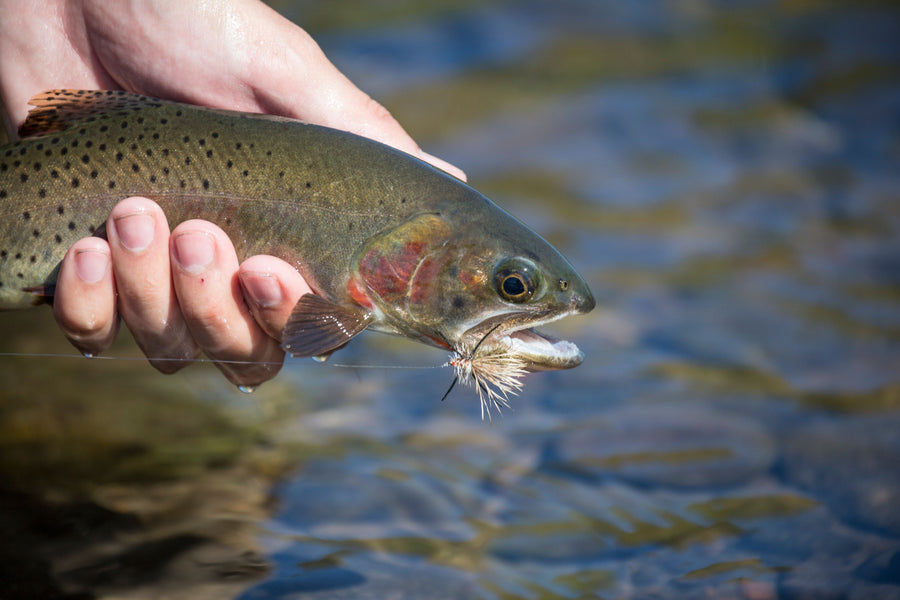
1,1,898,598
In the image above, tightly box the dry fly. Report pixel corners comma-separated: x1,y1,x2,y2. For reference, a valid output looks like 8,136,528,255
441,323,529,421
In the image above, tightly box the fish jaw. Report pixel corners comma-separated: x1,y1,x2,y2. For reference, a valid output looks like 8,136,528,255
457,295,592,372
506,328,584,371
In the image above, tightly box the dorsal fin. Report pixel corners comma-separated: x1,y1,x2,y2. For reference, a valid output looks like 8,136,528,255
18,89,164,138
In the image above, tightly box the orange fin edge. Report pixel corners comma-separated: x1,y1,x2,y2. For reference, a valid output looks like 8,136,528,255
17,89,164,138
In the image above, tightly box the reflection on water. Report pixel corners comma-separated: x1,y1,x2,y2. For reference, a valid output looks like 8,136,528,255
2,0,899,598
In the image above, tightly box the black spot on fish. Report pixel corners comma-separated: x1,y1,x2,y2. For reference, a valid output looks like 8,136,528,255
50,170,59,178
225,217,232,226
33,162,41,171
212,132,219,138
163,167,170,175
81,154,90,164
152,133,159,140
0,190,6,199
19,173,27,183
203,179,210,190
278,171,284,178
130,143,138,151
36,143,43,150
266,150,272,156
150,175,157,183
121,121,128,129
206,150,213,158
85,141,93,148
44,149,52,157
162,148,169,156
242,170,249,177
60,147,67,156
63,161,71,170
137,117,144,124
29,256,35,263
180,180,186,188
71,140,79,148
17,273,23,279
90,170,98,179
160,118,168,124
79,128,86,135
99,144,106,151
175,110,182,117
68,222,76,230
184,157,191,165
23,211,30,220
15,252,21,259
108,181,116,189
0,250,6,258
115,152,124,162
71,177,80,188
198,139,205,146
118,136,125,144
306,182,312,188
38,189,46,198
226,160,233,168
57,206,64,215
235,142,242,150
12,160,20,167
32,229,40,238
183,136,190,143
55,234,63,244
132,164,140,173
401,197,406,204
100,125,108,132
51,137,60,144
0,163,6,171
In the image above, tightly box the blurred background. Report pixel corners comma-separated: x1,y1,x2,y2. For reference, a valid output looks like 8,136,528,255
1,0,899,598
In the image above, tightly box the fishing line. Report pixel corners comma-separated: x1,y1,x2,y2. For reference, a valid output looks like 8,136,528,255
0,351,445,370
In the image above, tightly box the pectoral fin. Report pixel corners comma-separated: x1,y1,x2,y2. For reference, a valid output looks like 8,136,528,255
282,294,374,358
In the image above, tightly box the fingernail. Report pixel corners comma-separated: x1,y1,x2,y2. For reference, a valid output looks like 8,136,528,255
172,230,215,274
74,248,110,283
114,212,155,252
240,271,283,308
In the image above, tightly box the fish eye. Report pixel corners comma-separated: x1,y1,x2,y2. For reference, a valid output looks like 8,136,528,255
495,258,540,303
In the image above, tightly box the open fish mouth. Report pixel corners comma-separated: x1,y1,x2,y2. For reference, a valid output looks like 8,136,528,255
458,309,586,371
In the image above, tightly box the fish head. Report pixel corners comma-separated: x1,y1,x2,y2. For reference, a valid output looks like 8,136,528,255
355,208,594,371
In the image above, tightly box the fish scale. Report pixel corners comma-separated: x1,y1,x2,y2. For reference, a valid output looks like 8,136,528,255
0,90,452,307
0,90,593,398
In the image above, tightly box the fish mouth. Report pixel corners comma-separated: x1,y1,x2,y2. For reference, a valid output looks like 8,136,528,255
460,309,585,372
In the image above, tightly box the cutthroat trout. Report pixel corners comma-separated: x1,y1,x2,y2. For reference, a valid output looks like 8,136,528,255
1,90,594,409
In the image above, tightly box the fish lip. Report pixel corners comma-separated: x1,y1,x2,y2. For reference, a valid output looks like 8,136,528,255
459,308,586,371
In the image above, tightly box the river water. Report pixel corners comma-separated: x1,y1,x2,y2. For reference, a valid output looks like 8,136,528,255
1,1,899,598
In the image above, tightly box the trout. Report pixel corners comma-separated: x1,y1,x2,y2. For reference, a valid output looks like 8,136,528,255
0,90,594,411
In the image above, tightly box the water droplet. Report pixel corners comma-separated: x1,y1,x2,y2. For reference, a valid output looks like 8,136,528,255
238,385,256,394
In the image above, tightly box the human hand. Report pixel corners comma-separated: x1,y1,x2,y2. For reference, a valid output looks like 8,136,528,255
0,0,465,387
53,197,313,387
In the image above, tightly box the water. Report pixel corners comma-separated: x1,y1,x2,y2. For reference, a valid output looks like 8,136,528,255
1,0,899,598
